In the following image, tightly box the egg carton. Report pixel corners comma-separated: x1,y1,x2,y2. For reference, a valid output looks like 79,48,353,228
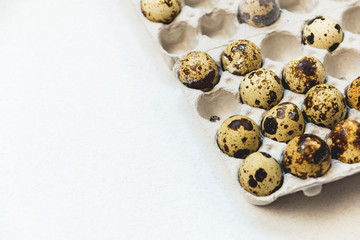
132,0,360,205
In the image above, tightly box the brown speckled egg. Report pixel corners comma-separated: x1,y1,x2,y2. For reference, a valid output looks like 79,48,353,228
239,0,280,28
178,51,219,92
217,115,261,159
222,40,262,76
327,119,360,164
347,77,360,111
141,0,181,24
261,102,305,143
283,134,331,179
302,16,344,52
303,84,347,129
238,152,283,196
283,56,326,94
240,68,283,110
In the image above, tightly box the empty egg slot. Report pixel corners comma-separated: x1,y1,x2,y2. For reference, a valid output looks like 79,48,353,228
197,89,238,122
342,7,360,34
323,49,360,81
261,32,304,62
348,109,360,122
183,0,218,9
199,9,238,40
278,0,319,13
304,122,331,139
159,22,198,55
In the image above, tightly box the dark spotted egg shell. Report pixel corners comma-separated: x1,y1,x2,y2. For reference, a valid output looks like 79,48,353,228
282,56,326,94
240,68,283,110
347,77,360,111
217,115,261,159
239,152,283,196
178,51,219,92
303,84,347,129
283,134,331,179
239,0,280,28
302,16,344,52
141,0,181,24
261,102,305,143
327,119,360,164
221,40,262,76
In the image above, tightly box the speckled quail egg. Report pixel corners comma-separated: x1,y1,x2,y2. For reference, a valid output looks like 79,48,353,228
141,0,181,24
239,0,280,28
302,16,344,52
178,51,219,92
347,77,360,111
282,56,326,94
217,115,261,159
327,119,360,164
238,152,283,196
240,68,283,110
283,134,331,179
303,84,347,128
222,40,262,76
261,102,305,143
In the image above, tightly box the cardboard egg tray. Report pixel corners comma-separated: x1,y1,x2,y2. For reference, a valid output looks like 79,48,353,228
132,0,360,205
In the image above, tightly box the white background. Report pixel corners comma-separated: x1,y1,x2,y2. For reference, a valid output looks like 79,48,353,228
0,0,360,239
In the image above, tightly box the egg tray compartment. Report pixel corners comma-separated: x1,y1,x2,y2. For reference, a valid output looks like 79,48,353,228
132,0,360,205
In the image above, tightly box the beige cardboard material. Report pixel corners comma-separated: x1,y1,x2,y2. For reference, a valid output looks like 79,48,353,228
133,0,360,205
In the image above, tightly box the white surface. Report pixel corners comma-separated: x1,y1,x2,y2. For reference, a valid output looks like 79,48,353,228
0,1,360,239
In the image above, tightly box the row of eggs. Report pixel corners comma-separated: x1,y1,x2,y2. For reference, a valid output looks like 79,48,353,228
222,117,360,197
178,40,360,127
141,0,281,27
141,0,280,27
141,0,344,53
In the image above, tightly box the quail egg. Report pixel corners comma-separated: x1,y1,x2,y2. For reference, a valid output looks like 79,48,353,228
302,16,344,52
239,0,280,28
217,115,261,159
282,56,326,94
303,84,347,128
283,134,331,179
347,77,360,111
327,119,360,164
238,152,283,196
222,40,262,76
261,102,305,143
178,51,219,92
141,0,181,24
240,68,283,110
